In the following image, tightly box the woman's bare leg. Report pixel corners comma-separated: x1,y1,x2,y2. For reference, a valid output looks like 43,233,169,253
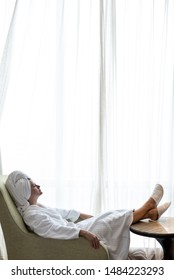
132,197,157,224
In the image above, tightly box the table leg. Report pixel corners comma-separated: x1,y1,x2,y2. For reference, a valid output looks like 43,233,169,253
156,237,174,260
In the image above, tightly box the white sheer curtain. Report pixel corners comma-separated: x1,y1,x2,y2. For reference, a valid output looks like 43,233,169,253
0,0,174,226
101,0,174,214
0,0,101,212
0,0,17,173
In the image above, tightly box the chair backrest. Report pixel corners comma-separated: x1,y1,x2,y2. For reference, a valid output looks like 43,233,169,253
0,175,29,233
0,175,109,260
0,175,35,259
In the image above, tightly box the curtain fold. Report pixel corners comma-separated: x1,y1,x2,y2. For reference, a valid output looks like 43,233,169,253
0,0,17,174
0,0,17,117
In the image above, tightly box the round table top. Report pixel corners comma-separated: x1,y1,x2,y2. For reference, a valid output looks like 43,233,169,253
130,217,174,238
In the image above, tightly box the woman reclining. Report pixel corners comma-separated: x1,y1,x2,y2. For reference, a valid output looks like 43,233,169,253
5,170,171,260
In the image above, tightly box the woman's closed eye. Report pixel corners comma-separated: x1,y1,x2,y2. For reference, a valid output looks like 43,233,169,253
32,184,40,189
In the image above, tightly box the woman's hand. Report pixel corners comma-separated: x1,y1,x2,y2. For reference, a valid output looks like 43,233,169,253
79,230,100,249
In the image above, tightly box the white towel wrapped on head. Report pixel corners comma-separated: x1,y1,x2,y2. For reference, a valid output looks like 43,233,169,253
5,170,31,215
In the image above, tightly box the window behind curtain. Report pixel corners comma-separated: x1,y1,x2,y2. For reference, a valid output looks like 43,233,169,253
0,0,173,218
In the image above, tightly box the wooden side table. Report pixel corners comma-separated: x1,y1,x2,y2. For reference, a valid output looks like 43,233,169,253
130,217,174,260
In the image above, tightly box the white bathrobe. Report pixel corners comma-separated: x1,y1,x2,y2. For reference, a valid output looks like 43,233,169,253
23,205,133,260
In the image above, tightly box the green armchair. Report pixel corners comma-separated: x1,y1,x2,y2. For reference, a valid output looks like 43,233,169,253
0,175,109,260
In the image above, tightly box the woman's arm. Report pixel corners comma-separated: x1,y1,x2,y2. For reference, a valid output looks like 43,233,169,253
79,213,93,220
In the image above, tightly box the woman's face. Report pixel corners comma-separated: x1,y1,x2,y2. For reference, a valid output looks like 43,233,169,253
29,179,43,197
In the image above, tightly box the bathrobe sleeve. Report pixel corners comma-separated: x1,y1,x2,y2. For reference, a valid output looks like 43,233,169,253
53,208,80,222
23,210,81,239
